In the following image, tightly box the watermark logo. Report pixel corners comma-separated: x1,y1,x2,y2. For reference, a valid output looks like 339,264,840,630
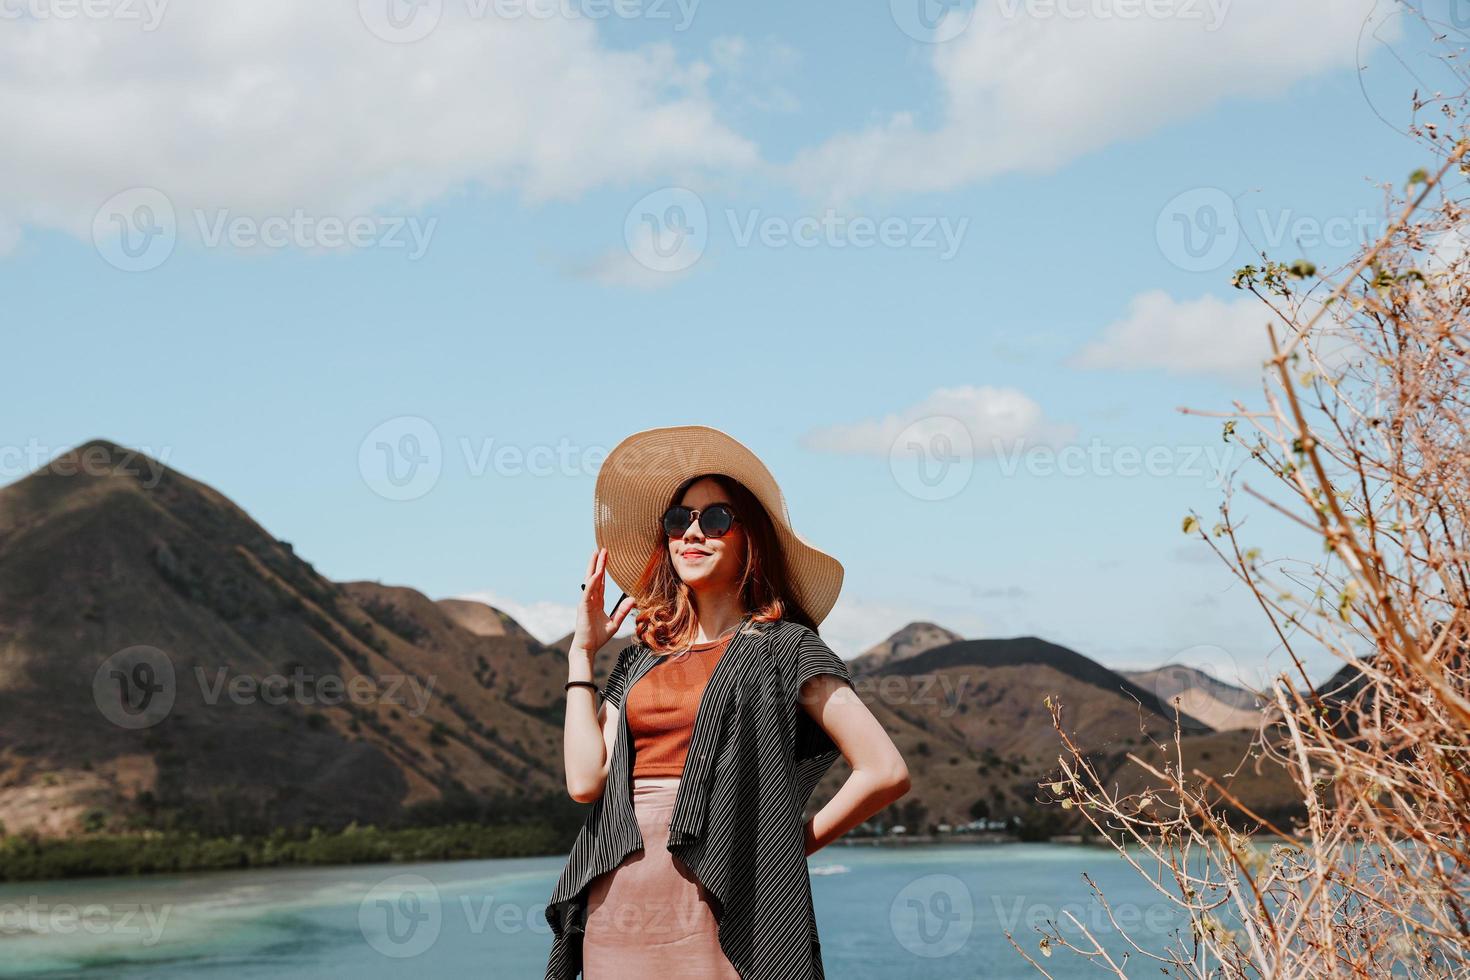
1143,643,1253,723
91,646,439,727
625,187,708,274
358,0,444,42
890,0,974,42
1156,186,1238,273
92,189,435,268
889,415,975,501
93,187,177,272
93,645,176,730
1157,186,1389,273
624,187,970,276
359,874,443,958
890,873,974,957
359,416,444,501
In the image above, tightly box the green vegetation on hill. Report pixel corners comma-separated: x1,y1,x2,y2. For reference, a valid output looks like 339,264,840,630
0,820,572,883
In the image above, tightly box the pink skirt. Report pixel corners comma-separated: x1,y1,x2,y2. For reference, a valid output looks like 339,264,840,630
581,775,740,978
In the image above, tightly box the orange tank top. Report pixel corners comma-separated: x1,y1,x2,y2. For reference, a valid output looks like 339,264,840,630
627,633,734,778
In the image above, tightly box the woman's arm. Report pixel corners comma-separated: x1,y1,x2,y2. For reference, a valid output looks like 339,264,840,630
799,674,911,854
564,649,623,803
565,546,636,803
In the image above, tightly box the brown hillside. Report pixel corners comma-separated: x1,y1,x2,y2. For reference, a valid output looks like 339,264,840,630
0,442,563,837
805,635,1214,830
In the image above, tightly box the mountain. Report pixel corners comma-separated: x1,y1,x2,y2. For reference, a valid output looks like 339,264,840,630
437,598,538,641
1120,665,1264,731
807,634,1216,831
1098,727,1303,829
849,621,963,675
0,441,591,838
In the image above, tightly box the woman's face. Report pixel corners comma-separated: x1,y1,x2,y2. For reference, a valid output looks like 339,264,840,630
668,477,746,596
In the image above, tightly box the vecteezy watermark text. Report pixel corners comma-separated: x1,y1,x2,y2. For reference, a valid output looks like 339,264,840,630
357,417,620,501
994,0,1228,30
0,899,172,945
1156,187,1388,273
0,0,169,30
92,188,438,272
195,666,436,717
624,187,970,275
92,646,438,729
994,436,1236,486
726,209,968,258
194,209,436,259
357,0,699,44
0,440,172,487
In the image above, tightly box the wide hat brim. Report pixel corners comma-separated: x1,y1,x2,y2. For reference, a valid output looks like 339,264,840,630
593,425,843,626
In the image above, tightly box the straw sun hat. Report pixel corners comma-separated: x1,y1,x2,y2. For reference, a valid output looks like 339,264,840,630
593,424,844,626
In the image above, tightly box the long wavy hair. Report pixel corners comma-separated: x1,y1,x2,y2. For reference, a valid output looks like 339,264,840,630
630,472,817,652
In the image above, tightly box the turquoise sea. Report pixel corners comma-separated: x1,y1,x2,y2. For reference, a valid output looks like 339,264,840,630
0,843,1187,978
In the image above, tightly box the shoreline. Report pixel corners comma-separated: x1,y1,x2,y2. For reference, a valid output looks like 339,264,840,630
834,832,1104,847
0,827,1116,885
0,825,1121,886
1,824,1299,885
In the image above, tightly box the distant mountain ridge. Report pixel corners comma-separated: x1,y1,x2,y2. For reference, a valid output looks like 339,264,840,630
883,637,1212,734
1121,665,1263,731
850,621,964,674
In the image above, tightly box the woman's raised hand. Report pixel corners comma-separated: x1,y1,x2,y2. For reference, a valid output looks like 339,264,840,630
571,547,635,660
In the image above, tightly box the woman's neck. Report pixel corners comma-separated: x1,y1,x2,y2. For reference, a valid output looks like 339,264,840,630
690,592,747,643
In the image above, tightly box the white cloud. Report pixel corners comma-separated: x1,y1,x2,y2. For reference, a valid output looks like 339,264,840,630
708,34,801,114
800,385,1075,457
0,3,756,254
566,247,685,289
451,589,637,646
785,0,1390,199
819,597,984,659
1075,287,1368,391
566,215,703,289
1070,289,1275,381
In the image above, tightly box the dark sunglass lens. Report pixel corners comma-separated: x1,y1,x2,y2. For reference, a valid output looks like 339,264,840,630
701,504,735,537
662,506,693,536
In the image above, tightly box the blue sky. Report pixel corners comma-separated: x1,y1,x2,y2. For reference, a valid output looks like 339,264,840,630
1,0,1456,687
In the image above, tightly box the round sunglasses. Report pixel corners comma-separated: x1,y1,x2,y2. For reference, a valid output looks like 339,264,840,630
662,503,740,538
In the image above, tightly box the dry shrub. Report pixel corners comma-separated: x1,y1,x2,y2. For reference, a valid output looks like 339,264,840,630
1010,41,1470,980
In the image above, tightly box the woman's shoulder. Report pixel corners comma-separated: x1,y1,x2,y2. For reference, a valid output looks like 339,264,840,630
757,618,837,661
765,617,822,638
748,617,812,641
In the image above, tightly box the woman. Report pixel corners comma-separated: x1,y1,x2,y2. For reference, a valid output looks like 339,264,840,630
545,425,911,979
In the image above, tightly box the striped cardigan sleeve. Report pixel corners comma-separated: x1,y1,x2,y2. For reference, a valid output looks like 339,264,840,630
794,626,853,693
792,626,853,776
599,642,638,709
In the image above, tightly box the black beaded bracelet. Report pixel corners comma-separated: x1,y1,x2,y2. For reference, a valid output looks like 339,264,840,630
564,680,599,694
